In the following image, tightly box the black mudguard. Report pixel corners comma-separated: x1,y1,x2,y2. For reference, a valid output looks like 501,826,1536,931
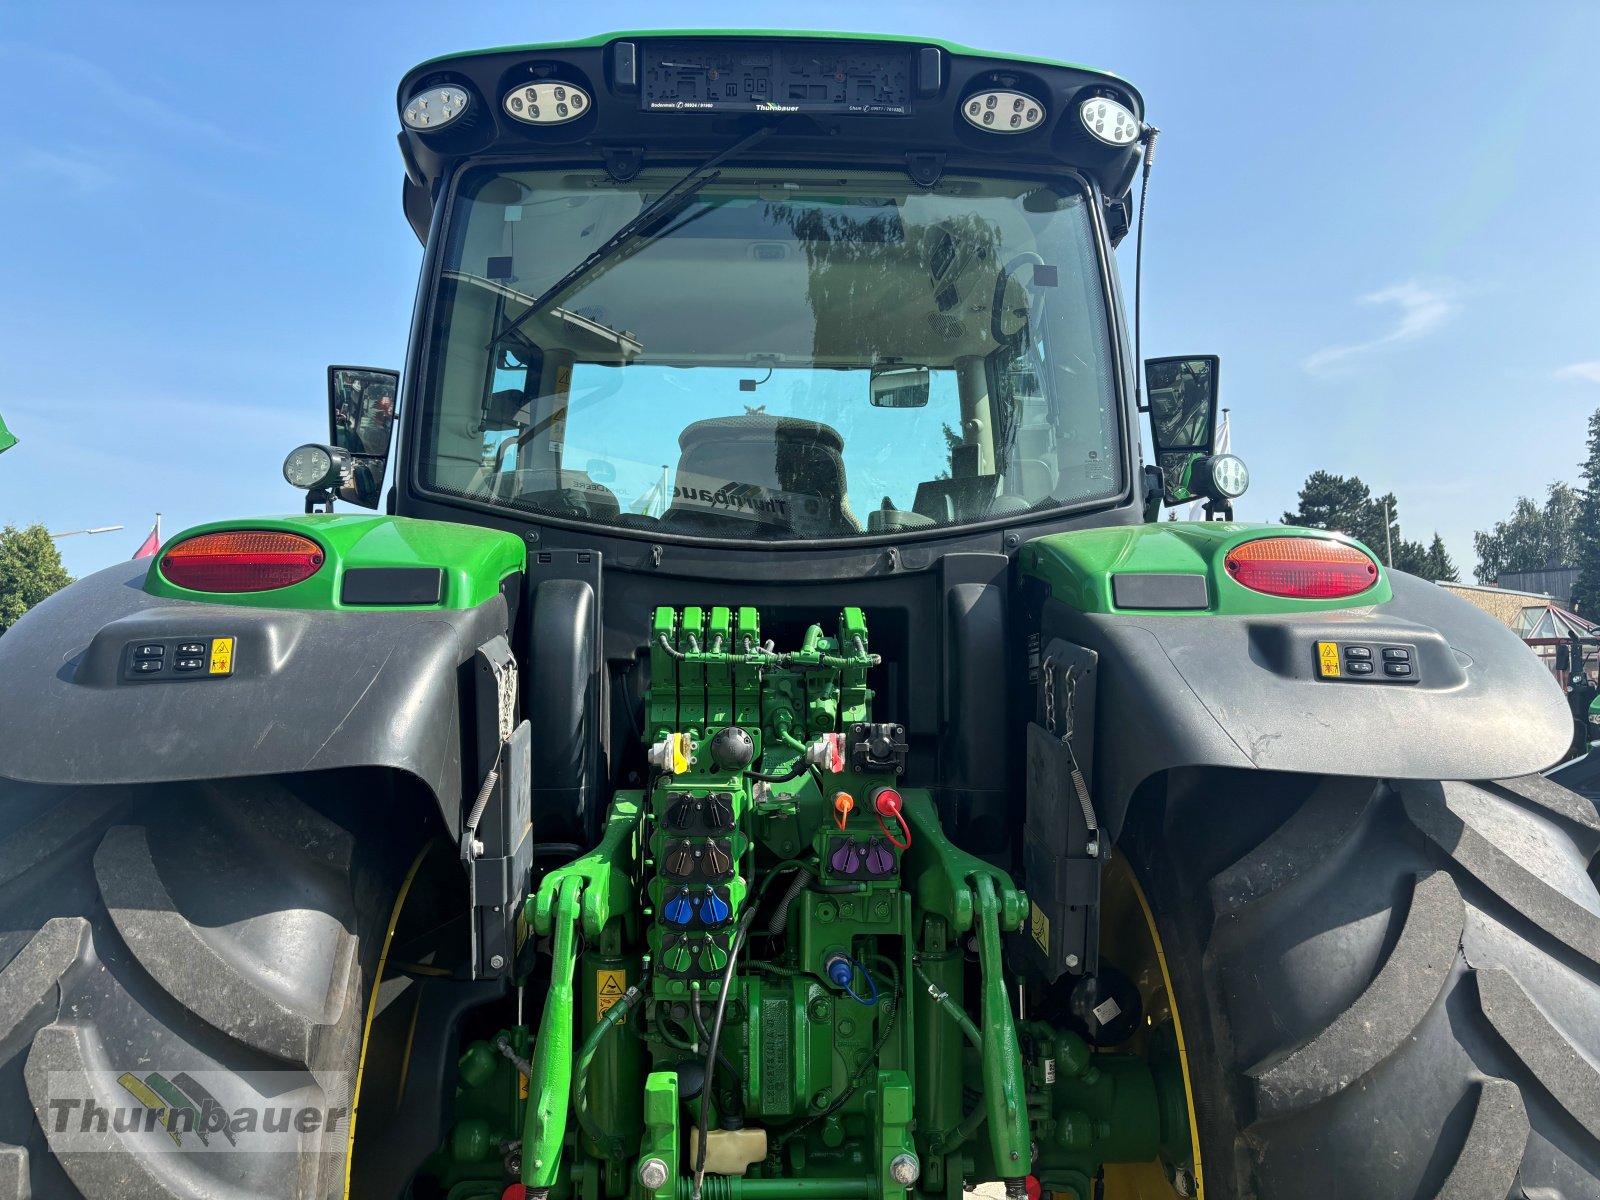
1041,572,1573,838
0,562,511,835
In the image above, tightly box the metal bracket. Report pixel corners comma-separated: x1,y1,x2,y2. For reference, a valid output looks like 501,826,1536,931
1024,641,1103,982
602,146,646,183
905,151,946,188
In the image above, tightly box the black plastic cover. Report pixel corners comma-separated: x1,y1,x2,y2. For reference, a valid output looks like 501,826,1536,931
1021,641,1101,983
1110,573,1208,610
526,571,600,841
1041,572,1573,838
341,566,444,605
0,561,511,835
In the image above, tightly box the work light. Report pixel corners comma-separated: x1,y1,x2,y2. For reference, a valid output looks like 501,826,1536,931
402,85,471,131
961,89,1045,133
1078,95,1139,146
1198,453,1250,501
282,444,350,492
503,81,591,125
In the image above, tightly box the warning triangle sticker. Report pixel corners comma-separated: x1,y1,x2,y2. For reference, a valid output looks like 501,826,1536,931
599,975,625,997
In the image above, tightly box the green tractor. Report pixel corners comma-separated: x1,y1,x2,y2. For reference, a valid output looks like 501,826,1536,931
3,30,1596,1200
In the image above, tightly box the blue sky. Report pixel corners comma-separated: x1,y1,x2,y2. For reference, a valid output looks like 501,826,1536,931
3,1,1597,580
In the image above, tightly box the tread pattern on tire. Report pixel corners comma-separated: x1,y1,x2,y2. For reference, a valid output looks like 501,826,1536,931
1246,869,1464,1120
0,777,387,1200
1147,771,1600,1199
1432,1079,1528,1200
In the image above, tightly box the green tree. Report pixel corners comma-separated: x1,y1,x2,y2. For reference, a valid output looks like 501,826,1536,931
1391,537,1430,577
1543,482,1583,568
1424,534,1459,583
1572,409,1600,616
0,523,73,633
1472,483,1581,583
1283,471,1379,543
1284,474,1387,557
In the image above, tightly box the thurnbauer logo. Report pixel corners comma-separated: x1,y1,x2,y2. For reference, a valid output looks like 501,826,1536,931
754,101,800,112
43,1071,349,1150
673,481,790,518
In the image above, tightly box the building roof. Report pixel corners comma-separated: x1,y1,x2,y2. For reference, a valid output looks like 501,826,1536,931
1441,581,1553,600
1516,603,1600,642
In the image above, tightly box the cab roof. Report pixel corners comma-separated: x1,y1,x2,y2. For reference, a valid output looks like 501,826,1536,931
409,28,1135,86
394,30,1146,241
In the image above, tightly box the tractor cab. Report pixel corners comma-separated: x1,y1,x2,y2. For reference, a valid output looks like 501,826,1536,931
323,33,1190,549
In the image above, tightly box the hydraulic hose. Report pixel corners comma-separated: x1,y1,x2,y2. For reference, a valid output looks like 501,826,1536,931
913,959,984,1051
767,868,813,935
573,972,650,1160
693,909,757,1200
691,998,746,1126
744,760,808,784
943,1099,989,1154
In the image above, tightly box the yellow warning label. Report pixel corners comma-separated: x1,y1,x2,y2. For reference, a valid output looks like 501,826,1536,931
519,1071,529,1100
1317,641,1341,678
209,637,234,676
1030,901,1050,955
596,969,627,1024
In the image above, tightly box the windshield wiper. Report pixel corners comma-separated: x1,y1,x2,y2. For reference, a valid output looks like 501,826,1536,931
487,124,775,352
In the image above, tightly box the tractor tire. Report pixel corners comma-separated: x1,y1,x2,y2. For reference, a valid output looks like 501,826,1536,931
0,774,401,1199
1128,770,1600,1199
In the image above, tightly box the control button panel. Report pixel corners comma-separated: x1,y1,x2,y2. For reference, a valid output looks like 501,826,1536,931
120,637,235,683
1316,641,1418,684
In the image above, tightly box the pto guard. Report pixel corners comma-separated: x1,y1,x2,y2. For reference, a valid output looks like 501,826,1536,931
0,515,526,835
1022,522,1572,836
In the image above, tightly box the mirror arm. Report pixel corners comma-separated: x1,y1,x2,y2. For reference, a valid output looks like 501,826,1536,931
1142,465,1164,522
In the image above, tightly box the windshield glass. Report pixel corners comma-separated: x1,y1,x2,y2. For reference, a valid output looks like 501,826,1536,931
417,165,1122,541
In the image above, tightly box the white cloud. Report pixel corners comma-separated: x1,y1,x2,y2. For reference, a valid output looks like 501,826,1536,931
1554,362,1600,385
0,43,240,148
12,145,127,194
1305,280,1459,375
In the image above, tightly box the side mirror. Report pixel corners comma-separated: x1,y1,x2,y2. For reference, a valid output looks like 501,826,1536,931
328,365,400,509
870,364,930,409
1144,355,1247,512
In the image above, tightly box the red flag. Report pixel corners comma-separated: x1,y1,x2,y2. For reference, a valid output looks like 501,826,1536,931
132,517,160,559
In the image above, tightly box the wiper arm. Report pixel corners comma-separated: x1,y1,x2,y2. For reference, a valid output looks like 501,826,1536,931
487,124,775,352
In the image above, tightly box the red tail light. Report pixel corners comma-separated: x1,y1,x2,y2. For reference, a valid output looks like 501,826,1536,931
160,531,326,593
1225,537,1379,600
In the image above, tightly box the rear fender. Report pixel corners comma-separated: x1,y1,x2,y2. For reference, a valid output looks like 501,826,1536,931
0,516,525,838
1022,524,1570,838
